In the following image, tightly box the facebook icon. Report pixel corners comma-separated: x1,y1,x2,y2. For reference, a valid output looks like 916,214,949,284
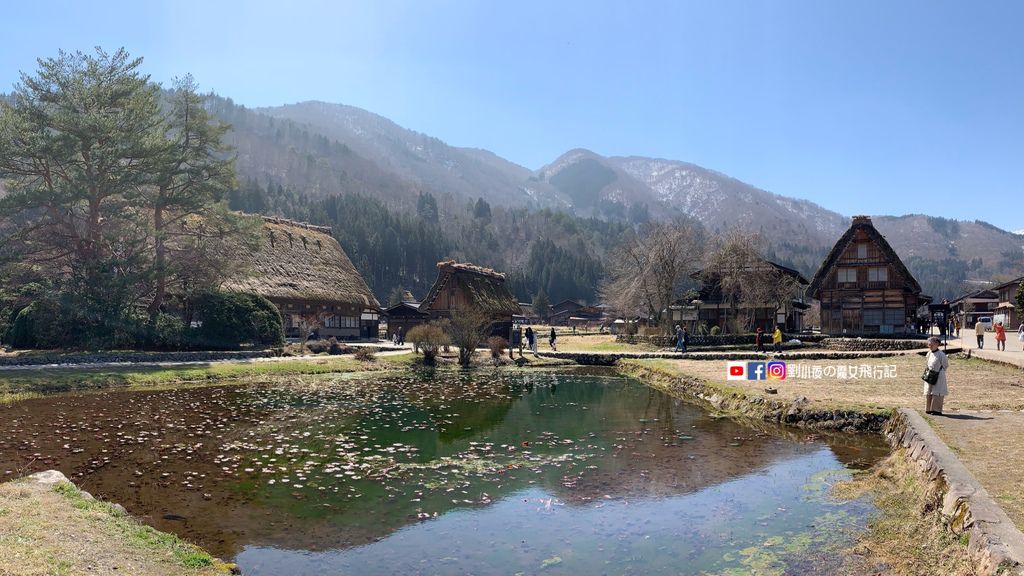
746,362,766,380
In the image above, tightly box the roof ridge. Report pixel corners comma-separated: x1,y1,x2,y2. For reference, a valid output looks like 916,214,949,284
261,215,333,235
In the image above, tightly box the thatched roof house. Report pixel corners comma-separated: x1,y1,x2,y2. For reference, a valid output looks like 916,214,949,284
222,216,380,339
419,261,520,333
808,215,925,334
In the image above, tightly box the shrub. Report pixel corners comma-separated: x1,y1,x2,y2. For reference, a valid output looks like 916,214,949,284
354,347,376,362
191,291,284,350
149,313,186,349
488,336,508,359
407,322,449,366
327,337,349,355
6,300,67,349
625,321,639,336
709,325,721,336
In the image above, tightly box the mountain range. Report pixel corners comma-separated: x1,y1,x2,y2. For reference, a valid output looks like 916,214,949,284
208,97,1024,301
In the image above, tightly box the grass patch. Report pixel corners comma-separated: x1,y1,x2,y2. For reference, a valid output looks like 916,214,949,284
0,352,418,402
831,450,976,575
52,481,218,570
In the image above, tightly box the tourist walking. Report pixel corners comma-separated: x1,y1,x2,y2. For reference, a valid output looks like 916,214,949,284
525,327,536,355
397,326,405,346
674,325,685,352
923,336,949,415
994,322,1006,351
975,320,985,349
772,325,783,353
954,317,961,338
680,326,689,353
549,327,557,351
755,327,765,353
1019,321,1024,351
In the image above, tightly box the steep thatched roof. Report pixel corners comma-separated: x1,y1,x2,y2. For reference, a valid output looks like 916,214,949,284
419,260,520,315
691,260,810,285
221,216,379,309
808,215,921,299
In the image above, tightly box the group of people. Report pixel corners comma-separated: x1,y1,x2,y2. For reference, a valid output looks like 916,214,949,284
519,326,557,355
968,319,1024,352
671,324,785,354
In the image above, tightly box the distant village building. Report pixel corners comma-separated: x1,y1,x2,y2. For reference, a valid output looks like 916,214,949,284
222,216,381,339
808,215,926,335
418,261,521,335
949,289,999,327
549,300,583,325
384,301,429,340
993,276,1023,328
691,261,810,333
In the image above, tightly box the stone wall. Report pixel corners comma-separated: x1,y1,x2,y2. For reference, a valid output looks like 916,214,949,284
820,338,928,351
886,410,1024,575
0,349,276,367
615,333,828,347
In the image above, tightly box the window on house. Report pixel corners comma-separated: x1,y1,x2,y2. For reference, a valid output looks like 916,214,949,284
868,267,888,282
863,309,883,326
856,244,867,259
837,268,857,283
324,315,339,328
884,309,903,325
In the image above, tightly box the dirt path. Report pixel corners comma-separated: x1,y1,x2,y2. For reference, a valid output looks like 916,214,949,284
928,410,1024,531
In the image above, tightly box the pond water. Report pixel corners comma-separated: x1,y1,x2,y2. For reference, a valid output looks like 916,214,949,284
0,369,888,575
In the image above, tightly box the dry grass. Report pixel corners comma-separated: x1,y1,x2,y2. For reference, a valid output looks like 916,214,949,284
627,354,1024,413
929,411,1024,531
0,480,234,576
553,332,660,352
832,450,977,576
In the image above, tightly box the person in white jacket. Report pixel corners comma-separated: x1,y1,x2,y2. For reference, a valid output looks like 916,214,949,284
924,336,949,415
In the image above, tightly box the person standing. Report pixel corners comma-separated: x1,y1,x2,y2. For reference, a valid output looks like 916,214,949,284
975,319,985,349
772,325,783,353
755,327,765,353
923,336,949,415
397,326,405,346
549,327,557,351
1019,321,1024,351
994,322,1006,351
525,326,535,356
674,325,685,353
953,317,961,338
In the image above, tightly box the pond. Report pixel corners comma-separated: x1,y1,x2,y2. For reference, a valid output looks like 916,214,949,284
0,369,888,575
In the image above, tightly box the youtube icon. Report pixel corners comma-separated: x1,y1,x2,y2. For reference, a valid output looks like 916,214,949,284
726,362,746,380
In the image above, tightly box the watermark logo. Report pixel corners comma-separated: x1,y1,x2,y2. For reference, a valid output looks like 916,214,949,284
746,361,767,380
726,361,747,380
766,361,787,380
726,361,787,380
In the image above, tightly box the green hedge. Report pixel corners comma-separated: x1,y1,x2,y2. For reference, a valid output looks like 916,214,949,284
191,291,284,349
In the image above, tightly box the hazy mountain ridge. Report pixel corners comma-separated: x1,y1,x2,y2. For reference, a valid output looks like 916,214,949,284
208,97,1023,299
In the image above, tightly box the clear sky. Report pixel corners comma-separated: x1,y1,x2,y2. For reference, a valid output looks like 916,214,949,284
3,0,1023,231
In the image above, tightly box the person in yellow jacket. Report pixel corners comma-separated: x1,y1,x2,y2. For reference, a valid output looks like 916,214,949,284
772,325,783,353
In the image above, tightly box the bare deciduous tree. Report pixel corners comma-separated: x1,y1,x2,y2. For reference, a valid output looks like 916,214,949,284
599,221,704,331
702,231,800,333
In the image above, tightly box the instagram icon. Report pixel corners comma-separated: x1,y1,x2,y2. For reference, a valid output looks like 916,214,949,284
766,361,787,380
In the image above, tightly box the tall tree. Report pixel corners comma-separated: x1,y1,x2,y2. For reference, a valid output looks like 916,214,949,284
0,48,164,341
532,289,550,322
146,75,237,317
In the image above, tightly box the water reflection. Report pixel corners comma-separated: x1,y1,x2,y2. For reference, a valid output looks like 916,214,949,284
0,370,887,574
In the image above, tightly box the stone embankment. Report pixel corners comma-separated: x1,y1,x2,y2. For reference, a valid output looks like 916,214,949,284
886,410,1024,575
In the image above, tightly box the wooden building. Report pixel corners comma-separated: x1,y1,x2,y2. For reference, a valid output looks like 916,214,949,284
222,216,381,339
691,261,810,333
419,261,520,335
949,289,999,328
808,215,925,335
384,301,429,340
549,300,583,325
993,276,1023,328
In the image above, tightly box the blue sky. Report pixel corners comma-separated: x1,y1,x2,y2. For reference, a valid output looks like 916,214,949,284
3,0,1023,230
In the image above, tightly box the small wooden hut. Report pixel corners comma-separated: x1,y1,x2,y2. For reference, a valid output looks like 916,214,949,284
808,215,924,334
384,301,429,340
222,216,381,339
418,261,520,335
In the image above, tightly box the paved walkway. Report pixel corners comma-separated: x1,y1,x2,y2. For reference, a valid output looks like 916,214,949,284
946,331,1024,369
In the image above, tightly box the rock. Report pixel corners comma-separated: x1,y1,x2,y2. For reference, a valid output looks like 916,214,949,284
27,470,68,484
79,490,95,501
111,503,128,516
